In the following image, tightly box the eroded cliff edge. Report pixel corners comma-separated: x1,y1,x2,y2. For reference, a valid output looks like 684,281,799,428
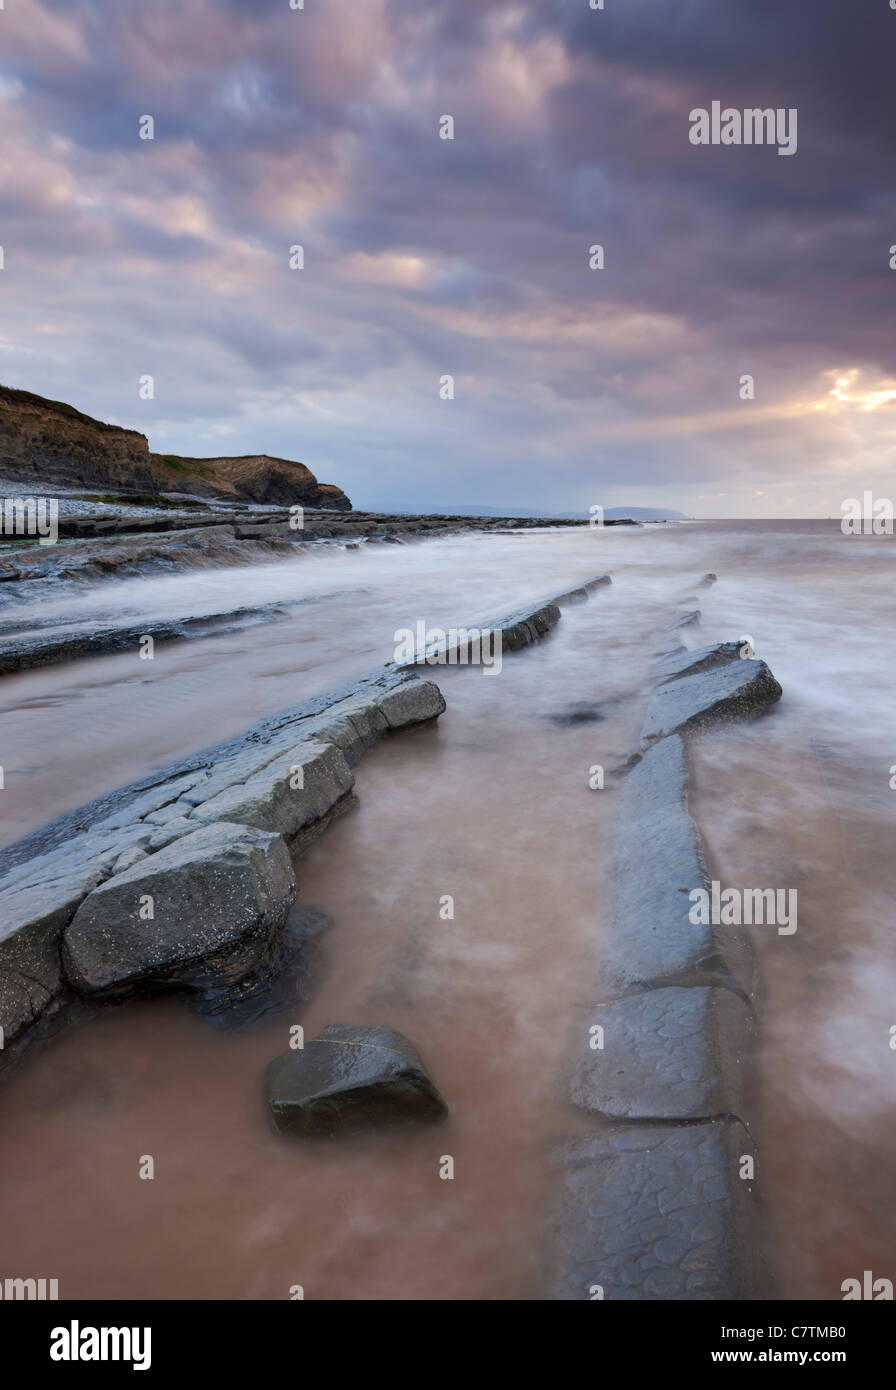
0,384,351,509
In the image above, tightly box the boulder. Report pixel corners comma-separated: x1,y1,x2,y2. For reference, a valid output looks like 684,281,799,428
641,659,782,745
0,666,452,1072
266,1024,447,1137
62,821,296,997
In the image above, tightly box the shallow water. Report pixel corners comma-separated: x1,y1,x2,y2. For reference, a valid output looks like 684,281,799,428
0,521,893,1298
0,528,635,848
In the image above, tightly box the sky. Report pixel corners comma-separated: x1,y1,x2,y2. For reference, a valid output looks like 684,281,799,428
0,0,894,517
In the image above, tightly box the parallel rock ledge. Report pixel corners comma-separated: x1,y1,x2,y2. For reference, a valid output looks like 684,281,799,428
602,735,713,993
554,623,777,1301
641,658,782,745
551,1121,755,1301
0,577,607,1071
571,985,753,1122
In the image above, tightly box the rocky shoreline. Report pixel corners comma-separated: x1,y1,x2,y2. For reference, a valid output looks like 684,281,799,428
0,563,783,1300
0,507,633,674
0,664,442,1068
0,576,614,1075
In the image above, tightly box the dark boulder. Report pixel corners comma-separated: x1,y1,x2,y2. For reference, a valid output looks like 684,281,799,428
266,1023,447,1137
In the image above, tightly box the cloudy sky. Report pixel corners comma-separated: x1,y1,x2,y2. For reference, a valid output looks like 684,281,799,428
0,0,893,516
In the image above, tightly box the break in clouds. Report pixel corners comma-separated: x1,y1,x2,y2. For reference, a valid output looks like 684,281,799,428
0,0,894,516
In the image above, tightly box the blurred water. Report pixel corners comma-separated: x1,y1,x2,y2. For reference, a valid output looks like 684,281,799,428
0,520,893,1299
0,525,653,847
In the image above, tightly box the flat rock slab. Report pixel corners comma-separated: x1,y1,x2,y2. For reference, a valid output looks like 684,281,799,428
375,680,445,728
62,821,296,996
267,1024,447,1137
603,736,713,991
490,600,561,651
552,1121,750,1300
550,574,611,605
571,986,752,1121
0,668,440,876
0,665,447,1068
655,641,743,685
641,658,782,745
0,603,308,675
666,609,701,630
189,740,355,841
400,594,567,667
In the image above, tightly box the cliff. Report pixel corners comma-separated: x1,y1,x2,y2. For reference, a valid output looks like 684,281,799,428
149,453,351,509
0,384,351,509
0,385,156,492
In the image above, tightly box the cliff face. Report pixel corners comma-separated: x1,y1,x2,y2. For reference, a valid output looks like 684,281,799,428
0,385,351,509
0,385,156,492
149,453,351,509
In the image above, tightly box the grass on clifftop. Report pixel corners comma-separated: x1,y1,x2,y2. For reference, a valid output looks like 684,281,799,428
0,384,138,434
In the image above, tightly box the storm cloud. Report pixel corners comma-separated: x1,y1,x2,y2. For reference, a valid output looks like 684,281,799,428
0,0,892,515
